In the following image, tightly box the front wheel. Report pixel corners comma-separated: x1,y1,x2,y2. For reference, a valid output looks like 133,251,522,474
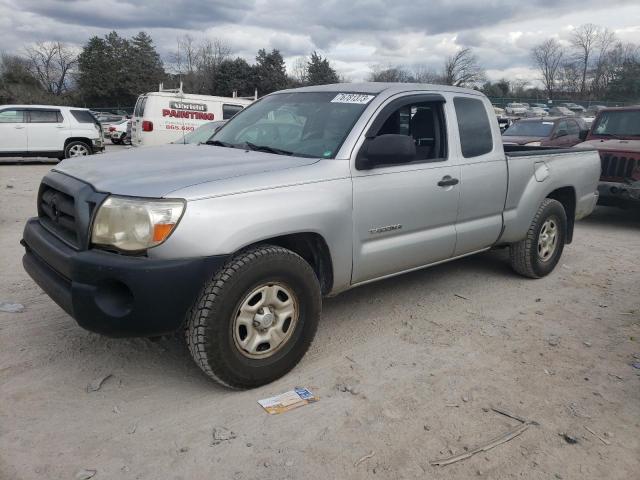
509,198,567,278
185,245,321,389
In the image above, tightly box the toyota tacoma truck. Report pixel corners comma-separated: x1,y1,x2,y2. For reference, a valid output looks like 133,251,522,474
574,106,640,208
21,83,601,389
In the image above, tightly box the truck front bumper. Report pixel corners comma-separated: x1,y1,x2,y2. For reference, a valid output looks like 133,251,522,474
22,218,227,337
597,181,640,207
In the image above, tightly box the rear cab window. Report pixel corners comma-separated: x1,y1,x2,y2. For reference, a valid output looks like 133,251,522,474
454,97,493,158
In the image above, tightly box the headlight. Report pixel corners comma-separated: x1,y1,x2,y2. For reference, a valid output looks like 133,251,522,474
92,196,185,251
525,141,542,146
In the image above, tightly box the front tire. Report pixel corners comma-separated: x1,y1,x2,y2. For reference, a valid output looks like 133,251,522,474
185,245,321,389
509,198,567,278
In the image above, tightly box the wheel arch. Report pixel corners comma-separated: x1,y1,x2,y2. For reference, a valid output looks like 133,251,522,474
64,137,93,149
546,186,576,243
241,232,334,295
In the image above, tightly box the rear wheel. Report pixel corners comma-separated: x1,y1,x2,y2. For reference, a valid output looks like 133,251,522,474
509,198,567,278
64,141,91,158
185,245,321,389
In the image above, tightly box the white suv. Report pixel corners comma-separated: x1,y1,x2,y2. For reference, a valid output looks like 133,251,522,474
0,105,104,160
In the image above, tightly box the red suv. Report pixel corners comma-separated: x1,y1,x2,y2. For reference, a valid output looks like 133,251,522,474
575,107,640,208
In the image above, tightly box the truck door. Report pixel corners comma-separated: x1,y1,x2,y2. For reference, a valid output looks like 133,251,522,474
0,108,28,152
452,96,508,255
351,94,460,284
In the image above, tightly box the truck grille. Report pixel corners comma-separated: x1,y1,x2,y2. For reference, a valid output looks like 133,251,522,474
39,185,79,247
36,172,108,250
600,151,640,181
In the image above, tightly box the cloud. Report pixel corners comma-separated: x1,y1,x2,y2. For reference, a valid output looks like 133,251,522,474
1,0,639,82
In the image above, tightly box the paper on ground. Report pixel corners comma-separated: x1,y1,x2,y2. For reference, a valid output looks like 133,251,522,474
258,387,318,414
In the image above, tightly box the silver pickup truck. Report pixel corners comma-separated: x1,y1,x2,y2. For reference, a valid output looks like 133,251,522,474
22,83,601,388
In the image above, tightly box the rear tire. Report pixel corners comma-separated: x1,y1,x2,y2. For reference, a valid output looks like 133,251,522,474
185,245,321,389
64,141,91,158
509,198,567,278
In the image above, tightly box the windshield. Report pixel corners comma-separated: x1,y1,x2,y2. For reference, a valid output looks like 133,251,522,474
177,121,225,144
503,121,554,137
592,110,640,138
210,91,374,158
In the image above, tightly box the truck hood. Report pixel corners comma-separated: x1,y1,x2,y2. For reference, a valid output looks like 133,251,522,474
54,144,321,198
575,138,640,153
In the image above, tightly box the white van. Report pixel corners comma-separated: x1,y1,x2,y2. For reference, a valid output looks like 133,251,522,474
131,87,254,146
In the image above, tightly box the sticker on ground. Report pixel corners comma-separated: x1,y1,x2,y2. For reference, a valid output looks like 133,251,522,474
258,387,318,414
331,93,375,104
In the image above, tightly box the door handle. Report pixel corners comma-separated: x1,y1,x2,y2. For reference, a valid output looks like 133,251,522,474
437,176,459,187
14,125,25,129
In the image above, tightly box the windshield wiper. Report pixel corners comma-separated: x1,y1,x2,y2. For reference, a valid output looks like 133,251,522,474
243,141,294,156
205,139,238,148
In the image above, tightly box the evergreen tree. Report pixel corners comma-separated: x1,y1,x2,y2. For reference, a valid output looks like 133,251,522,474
212,57,254,97
306,51,339,86
77,31,166,107
128,32,165,96
253,49,288,94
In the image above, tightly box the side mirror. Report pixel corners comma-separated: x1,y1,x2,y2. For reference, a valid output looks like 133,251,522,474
555,129,568,138
356,134,416,170
579,129,589,141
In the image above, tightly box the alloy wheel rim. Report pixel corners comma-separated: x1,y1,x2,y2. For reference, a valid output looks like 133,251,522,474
69,145,89,157
537,218,558,262
232,282,298,359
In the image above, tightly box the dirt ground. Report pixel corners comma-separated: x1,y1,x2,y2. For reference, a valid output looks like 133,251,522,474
1,156,639,480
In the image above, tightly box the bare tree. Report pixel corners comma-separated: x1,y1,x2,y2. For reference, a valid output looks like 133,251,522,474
410,64,441,84
171,35,231,93
590,28,617,96
24,41,77,95
441,48,485,87
571,24,600,97
290,56,308,85
531,39,564,99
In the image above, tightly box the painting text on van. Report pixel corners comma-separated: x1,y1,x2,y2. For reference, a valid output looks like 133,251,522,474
162,109,215,120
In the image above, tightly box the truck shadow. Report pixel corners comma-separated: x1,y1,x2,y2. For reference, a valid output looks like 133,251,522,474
581,205,640,230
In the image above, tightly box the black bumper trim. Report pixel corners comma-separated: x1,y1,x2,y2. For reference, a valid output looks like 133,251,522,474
22,218,228,338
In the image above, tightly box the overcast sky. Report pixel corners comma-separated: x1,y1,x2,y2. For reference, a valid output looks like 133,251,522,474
1,0,639,84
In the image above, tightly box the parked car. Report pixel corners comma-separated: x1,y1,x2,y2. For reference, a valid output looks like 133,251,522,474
560,102,586,113
131,86,253,147
21,83,600,388
530,103,550,112
493,106,510,132
108,120,130,145
505,102,528,116
548,106,575,117
0,105,104,159
526,107,549,117
502,117,587,147
172,120,227,144
574,106,640,208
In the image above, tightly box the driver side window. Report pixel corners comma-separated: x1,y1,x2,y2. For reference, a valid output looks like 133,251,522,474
373,101,447,162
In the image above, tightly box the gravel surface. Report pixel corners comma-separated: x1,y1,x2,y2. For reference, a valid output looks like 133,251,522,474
1,158,639,479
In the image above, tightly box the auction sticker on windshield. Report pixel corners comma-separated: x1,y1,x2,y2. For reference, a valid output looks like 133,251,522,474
331,93,375,104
